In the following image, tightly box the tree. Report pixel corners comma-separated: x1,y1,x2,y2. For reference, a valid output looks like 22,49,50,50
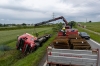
89,21,92,23
12,24,16,26
3,24,8,27
68,21,76,28
0,23,3,27
22,23,26,26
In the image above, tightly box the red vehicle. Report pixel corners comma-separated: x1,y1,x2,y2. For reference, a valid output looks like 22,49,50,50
16,33,50,54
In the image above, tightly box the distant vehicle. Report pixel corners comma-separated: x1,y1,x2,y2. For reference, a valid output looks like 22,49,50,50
79,32,90,40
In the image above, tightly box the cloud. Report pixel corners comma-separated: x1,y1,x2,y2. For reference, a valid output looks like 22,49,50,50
0,0,100,24
0,5,34,12
1,19,4,21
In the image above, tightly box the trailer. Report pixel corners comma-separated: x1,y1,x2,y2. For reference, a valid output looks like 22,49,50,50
46,34,99,66
47,47,99,66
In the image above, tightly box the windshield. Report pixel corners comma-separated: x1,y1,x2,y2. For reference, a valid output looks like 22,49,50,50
81,32,88,35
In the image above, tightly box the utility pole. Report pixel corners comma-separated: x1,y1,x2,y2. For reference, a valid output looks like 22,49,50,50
53,13,54,19
52,13,55,27
86,18,87,23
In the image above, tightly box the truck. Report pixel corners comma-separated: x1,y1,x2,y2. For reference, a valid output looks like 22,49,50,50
16,33,51,54
34,16,99,66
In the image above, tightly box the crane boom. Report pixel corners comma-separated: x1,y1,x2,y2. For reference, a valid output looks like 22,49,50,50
34,16,68,26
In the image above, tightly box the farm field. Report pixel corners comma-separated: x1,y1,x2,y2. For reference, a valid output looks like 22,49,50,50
0,27,55,66
0,28,51,45
79,22,100,33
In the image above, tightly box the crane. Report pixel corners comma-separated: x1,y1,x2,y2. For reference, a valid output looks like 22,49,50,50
34,16,68,27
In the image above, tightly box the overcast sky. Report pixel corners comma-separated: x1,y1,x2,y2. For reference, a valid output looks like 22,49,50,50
0,0,100,24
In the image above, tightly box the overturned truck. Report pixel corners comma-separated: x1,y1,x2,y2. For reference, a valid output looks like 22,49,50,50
16,33,51,54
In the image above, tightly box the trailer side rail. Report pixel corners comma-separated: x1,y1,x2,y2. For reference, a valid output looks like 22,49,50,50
47,47,99,66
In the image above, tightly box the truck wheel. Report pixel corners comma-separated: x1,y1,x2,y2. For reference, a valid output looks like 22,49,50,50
39,41,43,47
16,38,24,50
31,45,38,52
43,36,47,42
35,42,40,47
56,64,60,66
34,46,37,51
24,44,29,55
47,64,51,66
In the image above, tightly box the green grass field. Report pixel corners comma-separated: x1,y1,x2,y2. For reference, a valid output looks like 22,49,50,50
0,27,55,66
79,22,100,33
0,28,51,45
1,22,99,66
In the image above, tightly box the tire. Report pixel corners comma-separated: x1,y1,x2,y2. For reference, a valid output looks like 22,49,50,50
16,38,24,50
48,64,51,66
35,42,40,47
43,36,47,42
88,37,90,40
34,46,37,51
24,44,29,55
56,64,60,66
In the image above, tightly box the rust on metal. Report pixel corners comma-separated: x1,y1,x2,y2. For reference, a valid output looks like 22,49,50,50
51,36,70,49
51,36,91,50
70,39,91,50
68,34,81,39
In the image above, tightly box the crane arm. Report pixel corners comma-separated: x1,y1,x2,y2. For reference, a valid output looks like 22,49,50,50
34,16,68,26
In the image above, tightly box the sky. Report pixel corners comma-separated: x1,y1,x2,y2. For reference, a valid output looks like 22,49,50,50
0,0,100,24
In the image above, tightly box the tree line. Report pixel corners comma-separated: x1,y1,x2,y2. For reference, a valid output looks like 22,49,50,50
0,23,34,27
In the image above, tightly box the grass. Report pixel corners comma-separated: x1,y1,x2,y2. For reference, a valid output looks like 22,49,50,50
1,23,99,66
6,29,52,48
0,50,21,66
0,28,51,45
0,27,52,47
79,22,100,33
12,33,56,66
0,27,55,66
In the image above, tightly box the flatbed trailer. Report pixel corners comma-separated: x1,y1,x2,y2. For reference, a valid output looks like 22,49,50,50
46,35,99,66
47,47,99,66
